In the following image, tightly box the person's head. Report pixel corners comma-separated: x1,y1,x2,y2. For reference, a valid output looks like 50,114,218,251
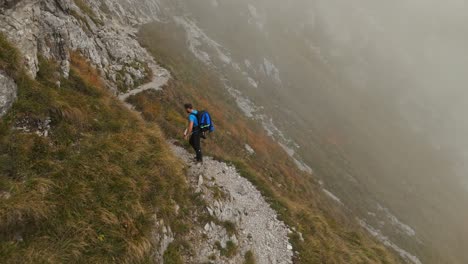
184,103,193,113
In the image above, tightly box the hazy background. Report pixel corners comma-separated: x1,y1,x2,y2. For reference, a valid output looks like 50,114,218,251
154,0,468,262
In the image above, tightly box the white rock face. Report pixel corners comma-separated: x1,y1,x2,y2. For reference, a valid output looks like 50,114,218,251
152,218,175,264
0,71,16,117
0,0,168,115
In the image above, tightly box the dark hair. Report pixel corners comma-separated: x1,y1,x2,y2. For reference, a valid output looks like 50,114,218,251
184,103,193,109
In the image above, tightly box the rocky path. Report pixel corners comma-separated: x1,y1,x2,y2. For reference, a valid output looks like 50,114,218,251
170,142,294,264
118,64,170,102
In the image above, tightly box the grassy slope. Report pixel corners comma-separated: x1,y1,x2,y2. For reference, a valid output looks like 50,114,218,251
136,22,402,264
0,34,195,263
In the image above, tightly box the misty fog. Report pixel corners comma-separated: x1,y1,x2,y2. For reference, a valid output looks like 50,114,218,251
153,0,468,262
313,0,468,180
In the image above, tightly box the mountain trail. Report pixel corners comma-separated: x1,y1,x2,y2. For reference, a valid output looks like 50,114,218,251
169,141,294,264
118,64,170,102
119,62,293,263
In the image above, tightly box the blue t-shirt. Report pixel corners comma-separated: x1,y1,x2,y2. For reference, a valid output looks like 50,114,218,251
189,110,199,127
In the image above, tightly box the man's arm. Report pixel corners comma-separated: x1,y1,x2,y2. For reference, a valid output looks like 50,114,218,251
185,121,194,140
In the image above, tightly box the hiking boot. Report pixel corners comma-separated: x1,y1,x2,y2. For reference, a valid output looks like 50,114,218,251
191,157,203,163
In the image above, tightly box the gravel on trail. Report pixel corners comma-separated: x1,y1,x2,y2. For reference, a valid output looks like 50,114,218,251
170,141,294,264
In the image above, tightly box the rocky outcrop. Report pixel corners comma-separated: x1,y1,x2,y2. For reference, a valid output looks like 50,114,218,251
0,0,161,78
0,71,16,117
152,218,175,263
0,0,167,117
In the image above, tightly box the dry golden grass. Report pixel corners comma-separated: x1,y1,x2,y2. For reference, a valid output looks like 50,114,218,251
0,35,196,263
70,51,105,90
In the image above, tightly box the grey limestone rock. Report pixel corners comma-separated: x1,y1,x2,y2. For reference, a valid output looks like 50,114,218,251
0,0,168,115
0,71,16,117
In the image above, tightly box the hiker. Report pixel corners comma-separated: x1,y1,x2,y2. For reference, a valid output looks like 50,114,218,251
184,103,203,163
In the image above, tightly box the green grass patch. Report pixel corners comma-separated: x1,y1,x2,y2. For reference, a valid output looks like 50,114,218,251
73,0,103,26
215,240,237,258
163,242,184,264
220,220,236,237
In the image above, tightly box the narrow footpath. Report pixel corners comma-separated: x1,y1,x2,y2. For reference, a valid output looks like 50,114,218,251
170,142,294,264
119,62,293,264
118,64,170,102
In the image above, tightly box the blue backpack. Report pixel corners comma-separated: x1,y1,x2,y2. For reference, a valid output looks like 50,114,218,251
192,110,215,134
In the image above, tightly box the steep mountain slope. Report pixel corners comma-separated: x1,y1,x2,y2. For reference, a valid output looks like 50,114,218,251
1,0,404,263
135,22,403,263
141,1,468,263
0,34,192,263
0,1,190,262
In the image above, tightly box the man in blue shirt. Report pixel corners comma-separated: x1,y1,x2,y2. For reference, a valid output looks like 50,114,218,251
184,103,203,162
